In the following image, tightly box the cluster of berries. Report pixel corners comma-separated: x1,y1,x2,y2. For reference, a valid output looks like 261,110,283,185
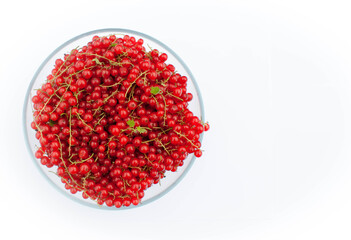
31,34,209,207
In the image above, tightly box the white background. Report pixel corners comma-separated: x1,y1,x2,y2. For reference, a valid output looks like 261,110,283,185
1,0,351,239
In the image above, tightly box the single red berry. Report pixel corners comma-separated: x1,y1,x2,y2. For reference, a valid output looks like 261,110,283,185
79,163,91,175
82,69,93,79
139,144,149,153
109,125,120,136
194,149,202,158
204,123,210,131
76,78,87,89
159,53,168,62
114,199,122,208
68,165,79,175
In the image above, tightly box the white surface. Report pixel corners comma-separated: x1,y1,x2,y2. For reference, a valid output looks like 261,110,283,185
1,0,351,239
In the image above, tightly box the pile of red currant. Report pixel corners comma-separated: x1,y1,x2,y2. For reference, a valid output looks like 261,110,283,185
31,34,209,208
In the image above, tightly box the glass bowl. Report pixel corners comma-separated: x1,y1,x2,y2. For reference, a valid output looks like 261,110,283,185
23,28,205,209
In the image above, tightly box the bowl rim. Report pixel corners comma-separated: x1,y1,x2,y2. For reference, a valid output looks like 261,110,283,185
23,28,205,210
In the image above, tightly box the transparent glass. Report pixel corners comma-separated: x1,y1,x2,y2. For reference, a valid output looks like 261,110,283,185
23,28,205,210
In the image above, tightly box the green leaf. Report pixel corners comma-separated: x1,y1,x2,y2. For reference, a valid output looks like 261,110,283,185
110,43,117,47
48,119,56,126
136,126,147,133
127,119,135,128
150,86,160,95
